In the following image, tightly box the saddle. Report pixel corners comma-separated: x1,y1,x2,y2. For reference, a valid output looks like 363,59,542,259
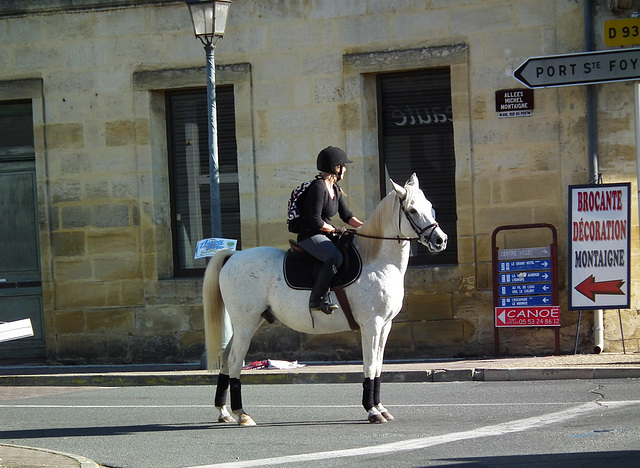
283,234,362,331
283,233,362,291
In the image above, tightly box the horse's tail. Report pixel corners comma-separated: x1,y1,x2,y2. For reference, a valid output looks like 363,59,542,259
203,249,235,371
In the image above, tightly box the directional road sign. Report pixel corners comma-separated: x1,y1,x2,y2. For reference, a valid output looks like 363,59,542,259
498,259,551,272
498,247,550,260
500,283,552,296
513,47,640,88
499,271,551,284
499,295,552,307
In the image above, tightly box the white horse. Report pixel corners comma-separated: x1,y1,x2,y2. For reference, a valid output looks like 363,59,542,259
203,173,447,426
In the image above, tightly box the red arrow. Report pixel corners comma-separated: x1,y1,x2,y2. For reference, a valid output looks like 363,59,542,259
575,275,625,301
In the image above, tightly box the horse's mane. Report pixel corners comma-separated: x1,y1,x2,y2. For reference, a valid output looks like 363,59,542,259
356,190,398,263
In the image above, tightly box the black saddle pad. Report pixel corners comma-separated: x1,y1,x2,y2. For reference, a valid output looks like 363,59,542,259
283,234,362,290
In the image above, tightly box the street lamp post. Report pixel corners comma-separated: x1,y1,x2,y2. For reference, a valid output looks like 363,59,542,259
186,0,232,367
186,0,231,239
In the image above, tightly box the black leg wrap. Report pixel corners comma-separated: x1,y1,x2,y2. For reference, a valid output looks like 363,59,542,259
230,378,243,411
214,373,230,407
373,376,381,407
362,378,375,411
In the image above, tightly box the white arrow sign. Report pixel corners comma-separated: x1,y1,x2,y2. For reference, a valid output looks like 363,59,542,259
514,47,640,88
497,310,506,324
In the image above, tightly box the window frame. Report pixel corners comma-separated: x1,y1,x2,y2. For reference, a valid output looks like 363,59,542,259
165,86,240,277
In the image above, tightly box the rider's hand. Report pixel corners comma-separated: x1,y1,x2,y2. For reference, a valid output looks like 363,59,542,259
333,226,347,235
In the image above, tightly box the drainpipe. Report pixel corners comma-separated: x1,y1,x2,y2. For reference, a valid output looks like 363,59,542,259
584,0,605,353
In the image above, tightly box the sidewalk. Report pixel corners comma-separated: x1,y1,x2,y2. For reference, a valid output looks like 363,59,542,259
0,443,98,468
1,352,639,467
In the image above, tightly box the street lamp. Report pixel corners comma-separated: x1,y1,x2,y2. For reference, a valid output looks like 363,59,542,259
186,0,232,368
186,0,232,240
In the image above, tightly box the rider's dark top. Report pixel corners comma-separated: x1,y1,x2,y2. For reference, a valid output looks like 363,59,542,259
297,178,353,242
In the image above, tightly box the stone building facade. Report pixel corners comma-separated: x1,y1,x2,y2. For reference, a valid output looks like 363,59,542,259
0,0,638,365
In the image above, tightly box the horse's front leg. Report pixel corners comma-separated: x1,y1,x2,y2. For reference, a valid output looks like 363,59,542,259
361,318,388,423
373,321,394,421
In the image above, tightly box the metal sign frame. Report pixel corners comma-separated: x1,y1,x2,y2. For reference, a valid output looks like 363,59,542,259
492,224,559,356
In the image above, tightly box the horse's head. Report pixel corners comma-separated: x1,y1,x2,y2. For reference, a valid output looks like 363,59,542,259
391,173,448,253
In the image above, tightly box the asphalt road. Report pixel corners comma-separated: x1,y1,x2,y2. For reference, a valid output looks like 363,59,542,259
1,379,639,467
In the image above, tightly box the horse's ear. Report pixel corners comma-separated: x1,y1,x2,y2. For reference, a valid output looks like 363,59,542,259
391,179,407,199
405,173,419,188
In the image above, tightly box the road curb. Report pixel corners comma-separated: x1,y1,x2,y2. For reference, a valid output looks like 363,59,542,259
1,366,639,386
482,367,640,381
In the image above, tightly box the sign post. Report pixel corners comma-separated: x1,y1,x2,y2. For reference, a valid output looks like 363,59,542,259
492,224,559,356
568,183,631,310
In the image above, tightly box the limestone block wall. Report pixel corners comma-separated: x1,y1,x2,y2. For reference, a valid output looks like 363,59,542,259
0,0,638,364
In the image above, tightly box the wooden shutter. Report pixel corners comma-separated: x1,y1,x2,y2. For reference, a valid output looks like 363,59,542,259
378,69,458,265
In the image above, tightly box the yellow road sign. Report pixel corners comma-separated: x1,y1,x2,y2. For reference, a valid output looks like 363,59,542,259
605,18,640,46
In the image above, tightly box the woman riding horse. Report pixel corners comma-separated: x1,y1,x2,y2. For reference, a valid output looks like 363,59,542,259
297,146,363,314
204,173,447,425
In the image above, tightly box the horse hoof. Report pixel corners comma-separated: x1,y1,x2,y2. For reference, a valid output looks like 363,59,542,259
381,411,394,421
218,415,236,423
376,404,394,421
237,413,257,427
368,409,387,424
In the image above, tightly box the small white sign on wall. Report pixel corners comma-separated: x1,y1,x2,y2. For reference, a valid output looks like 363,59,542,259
0,319,34,343
194,238,237,259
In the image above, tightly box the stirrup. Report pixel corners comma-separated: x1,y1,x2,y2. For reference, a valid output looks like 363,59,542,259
310,295,338,314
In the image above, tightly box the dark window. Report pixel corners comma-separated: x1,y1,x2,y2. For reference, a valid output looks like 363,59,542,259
166,87,240,276
0,100,34,160
377,68,458,265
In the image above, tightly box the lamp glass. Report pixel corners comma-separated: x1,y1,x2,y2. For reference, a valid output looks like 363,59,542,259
187,1,230,40
213,1,230,37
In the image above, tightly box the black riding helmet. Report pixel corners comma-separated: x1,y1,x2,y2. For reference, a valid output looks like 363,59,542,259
316,146,353,177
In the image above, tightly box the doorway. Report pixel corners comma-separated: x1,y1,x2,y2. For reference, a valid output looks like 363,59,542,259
0,100,44,361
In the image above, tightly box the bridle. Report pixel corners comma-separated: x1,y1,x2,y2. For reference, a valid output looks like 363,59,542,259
353,193,440,245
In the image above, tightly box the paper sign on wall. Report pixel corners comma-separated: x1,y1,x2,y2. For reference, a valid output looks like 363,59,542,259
194,238,237,259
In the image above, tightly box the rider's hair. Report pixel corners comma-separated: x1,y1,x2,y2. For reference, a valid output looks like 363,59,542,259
318,169,345,195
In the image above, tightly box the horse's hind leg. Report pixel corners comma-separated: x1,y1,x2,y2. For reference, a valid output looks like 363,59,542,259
215,337,236,423
227,319,263,427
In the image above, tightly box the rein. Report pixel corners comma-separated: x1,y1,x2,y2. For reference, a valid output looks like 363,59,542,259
351,194,439,244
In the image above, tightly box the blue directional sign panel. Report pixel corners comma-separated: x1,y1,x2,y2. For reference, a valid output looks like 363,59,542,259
499,295,553,307
493,238,560,334
500,283,552,296
498,259,551,272
499,271,551,284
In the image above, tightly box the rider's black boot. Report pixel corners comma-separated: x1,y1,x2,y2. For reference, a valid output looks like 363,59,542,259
309,259,339,314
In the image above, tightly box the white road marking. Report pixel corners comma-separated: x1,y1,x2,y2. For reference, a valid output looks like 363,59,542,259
184,400,638,468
